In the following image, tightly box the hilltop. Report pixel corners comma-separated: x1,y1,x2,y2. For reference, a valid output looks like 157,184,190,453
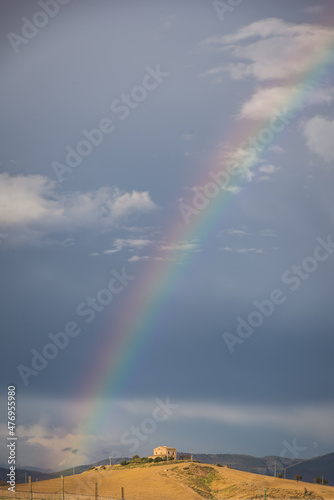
6,460,334,500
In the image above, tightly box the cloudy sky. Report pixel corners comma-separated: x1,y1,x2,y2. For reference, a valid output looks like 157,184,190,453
1,0,334,471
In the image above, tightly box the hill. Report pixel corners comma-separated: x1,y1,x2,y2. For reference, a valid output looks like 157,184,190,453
5,461,334,500
183,453,334,485
0,467,57,484
187,453,299,476
284,452,334,484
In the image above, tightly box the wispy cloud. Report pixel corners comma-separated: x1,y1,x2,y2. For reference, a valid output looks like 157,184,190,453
221,247,263,253
199,19,334,124
268,145,285,154
239,85,334,120
228,229,249,236
103,238,152,255
128,255,165,262
301,5,324,14
260,229,278,238
199,19,334,82
159,241,199,252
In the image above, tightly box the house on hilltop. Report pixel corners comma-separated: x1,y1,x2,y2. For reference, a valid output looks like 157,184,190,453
149,446,177,461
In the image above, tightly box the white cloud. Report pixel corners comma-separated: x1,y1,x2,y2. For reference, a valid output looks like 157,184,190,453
228,229,249,236
0,173,157,246
269,145,285,154
260,229,278,238
159,241,199,252
258,164,280,174
222,185,243,194
303,115,334,163
104,238,151,254
128,255,165,262
221,247,263,253
199,19,334,82
239,85,334,120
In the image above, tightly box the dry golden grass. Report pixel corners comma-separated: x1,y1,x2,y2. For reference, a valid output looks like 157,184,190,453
5,462,334,499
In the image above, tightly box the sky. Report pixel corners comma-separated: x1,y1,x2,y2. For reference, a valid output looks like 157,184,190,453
1,0,334,471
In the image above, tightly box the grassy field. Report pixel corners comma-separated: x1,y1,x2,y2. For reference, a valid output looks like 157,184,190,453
2,461,334,500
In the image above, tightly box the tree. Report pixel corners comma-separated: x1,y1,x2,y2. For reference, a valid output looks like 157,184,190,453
148,458,153,463
315,477,322,484
294,475,302,482
277,473,283,478
154,457,163,463
323,479,328,485
120,460,128,466
132,455,139,460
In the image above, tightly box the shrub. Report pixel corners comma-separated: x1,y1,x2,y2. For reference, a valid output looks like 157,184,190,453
120,460,129,466
277,473,283,478
294,475,302,482
132,455,139,460
154,457,163,463
148,458,153,463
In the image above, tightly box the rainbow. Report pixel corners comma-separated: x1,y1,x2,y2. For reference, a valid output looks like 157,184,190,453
72,18,334,461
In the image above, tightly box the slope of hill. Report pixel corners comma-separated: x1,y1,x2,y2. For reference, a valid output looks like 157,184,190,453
5,461,334,500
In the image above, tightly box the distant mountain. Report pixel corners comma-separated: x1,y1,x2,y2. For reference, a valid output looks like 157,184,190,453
0,457,131,485
181,453,299,476
284,452,334,485
0,467,57,483
180,452,334,486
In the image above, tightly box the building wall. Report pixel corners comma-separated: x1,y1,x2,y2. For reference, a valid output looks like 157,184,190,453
150,446,177,460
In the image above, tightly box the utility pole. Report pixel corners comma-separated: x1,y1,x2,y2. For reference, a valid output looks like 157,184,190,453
61,475,64,500
29,476,32,500
191,449,193,462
